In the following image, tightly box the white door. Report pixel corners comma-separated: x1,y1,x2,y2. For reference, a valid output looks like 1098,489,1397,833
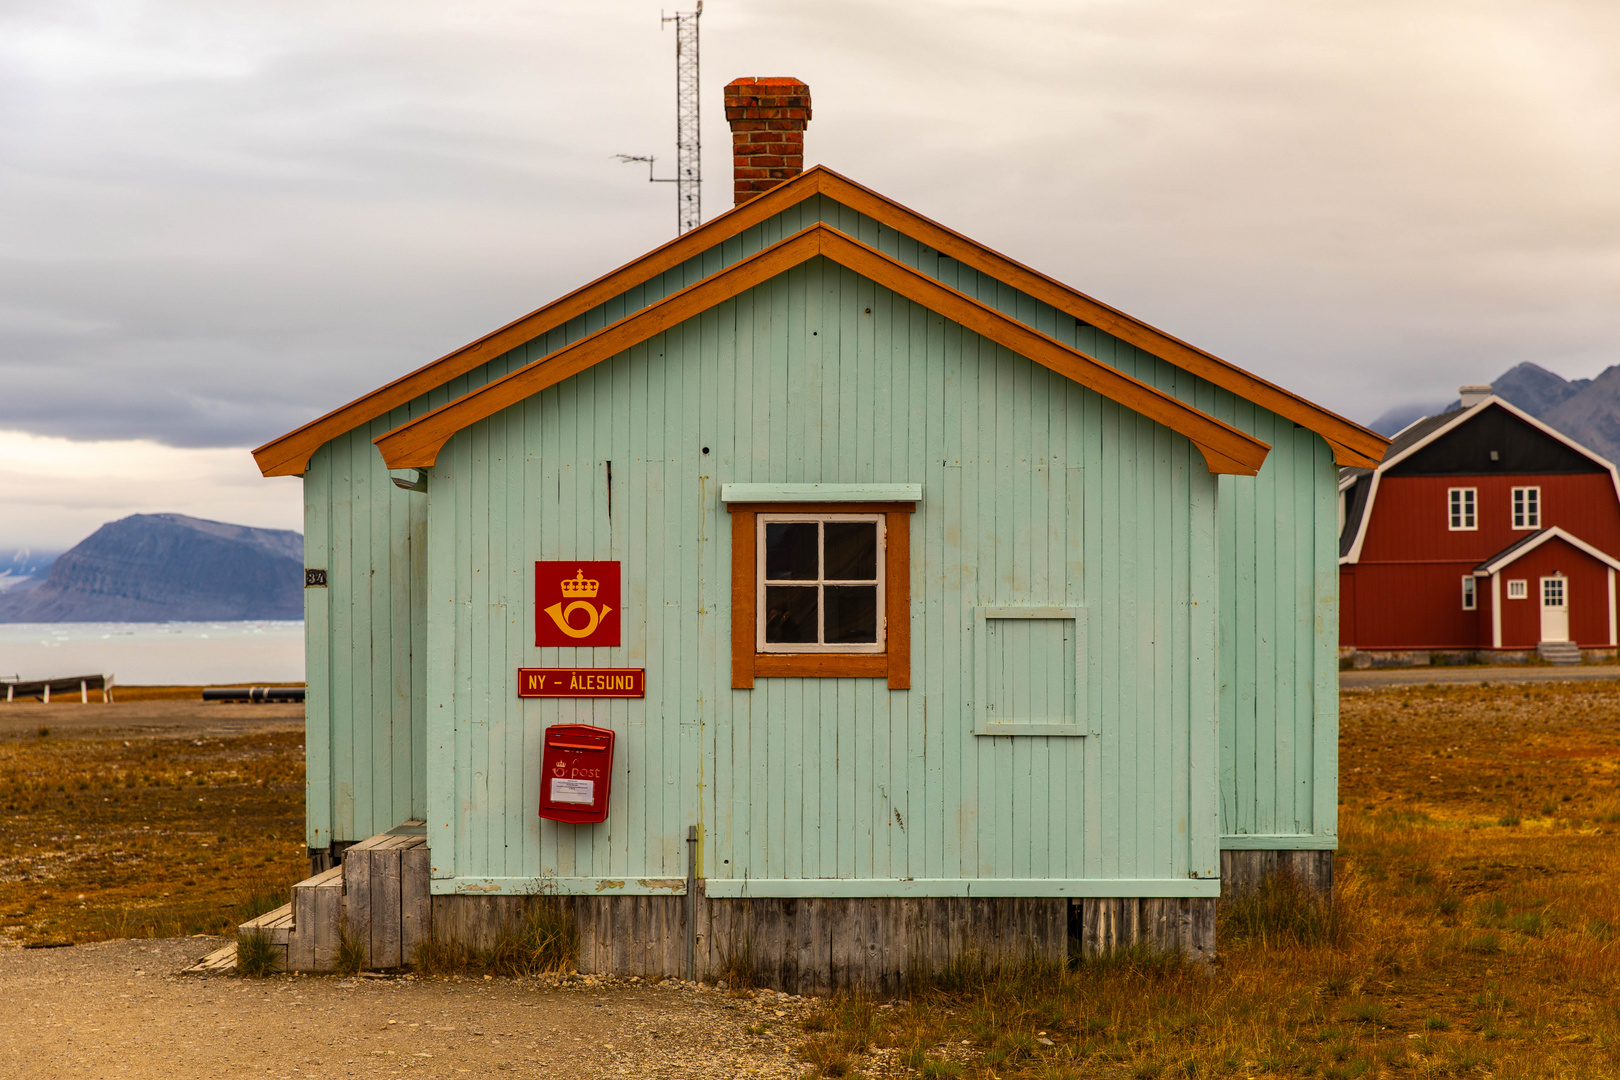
1540,575,1569,642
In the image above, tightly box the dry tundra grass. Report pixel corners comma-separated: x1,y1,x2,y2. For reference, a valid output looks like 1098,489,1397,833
0,720,307,944
790,680,1620,1079
3,681,1619,1077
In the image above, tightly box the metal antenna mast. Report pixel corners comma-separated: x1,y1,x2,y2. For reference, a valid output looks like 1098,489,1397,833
616,2,703,235
666,2,702,234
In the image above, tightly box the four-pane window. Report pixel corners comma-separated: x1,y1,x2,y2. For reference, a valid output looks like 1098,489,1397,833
1448,487,1477,530
758,514,885,652
1511,486,1540,529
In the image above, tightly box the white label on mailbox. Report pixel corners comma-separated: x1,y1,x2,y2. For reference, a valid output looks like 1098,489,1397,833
550,777,595,805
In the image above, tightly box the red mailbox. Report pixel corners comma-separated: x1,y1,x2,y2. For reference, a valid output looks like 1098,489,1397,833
538,724,615,824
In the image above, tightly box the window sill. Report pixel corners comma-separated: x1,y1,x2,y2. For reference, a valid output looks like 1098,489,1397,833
974,722,1088,737
752,653,890,679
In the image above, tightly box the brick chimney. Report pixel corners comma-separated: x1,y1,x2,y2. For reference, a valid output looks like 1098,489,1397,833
724,77,812,206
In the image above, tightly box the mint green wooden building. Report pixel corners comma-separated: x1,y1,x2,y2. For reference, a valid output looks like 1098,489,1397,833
256,151,1384,983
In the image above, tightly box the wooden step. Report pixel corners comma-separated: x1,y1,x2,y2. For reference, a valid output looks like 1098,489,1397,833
288,866,344,972
182,942,239,975
218,821,432,975
230,902,295,973
239,902,294,946
343,827,429,969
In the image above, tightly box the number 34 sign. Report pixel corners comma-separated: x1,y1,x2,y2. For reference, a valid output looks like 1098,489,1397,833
534,561,621,648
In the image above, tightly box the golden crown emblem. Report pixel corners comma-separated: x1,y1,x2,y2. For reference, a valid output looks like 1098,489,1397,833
559,569,600,598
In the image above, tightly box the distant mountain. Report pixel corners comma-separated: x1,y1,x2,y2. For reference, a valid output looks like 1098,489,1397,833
1543,366,1620,465
1369,402,1448,437
1478,362,1590,418
1371,362,1619,460
0,514,303,623
0,549,59,595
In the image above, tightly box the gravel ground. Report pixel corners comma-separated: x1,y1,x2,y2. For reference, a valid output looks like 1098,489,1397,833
0,937,815,1079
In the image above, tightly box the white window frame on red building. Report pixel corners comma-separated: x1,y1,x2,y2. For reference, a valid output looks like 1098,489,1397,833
1511,486,1541,530
1448,487,1477,531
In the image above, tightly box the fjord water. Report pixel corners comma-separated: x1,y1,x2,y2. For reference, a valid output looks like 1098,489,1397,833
0,621,303,686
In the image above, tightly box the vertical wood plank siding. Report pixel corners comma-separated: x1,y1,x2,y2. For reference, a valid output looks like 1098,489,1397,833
426,259,1219,891
306,192,1331,853
799,196,1336,849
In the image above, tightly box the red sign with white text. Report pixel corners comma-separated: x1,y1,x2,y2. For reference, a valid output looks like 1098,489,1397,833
534,561,621,648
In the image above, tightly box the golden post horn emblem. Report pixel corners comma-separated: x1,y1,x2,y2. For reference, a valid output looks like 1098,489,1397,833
544,569,613,639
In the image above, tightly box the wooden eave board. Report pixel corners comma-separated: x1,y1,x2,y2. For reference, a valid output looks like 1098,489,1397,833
255,166,1385,477
373,224,1271,477
808,170,1386,469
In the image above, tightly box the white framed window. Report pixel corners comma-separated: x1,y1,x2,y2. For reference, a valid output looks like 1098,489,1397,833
1448,487,1477,530
1511,486,1541,529
1507,579,1528,600
757,514,885,653
1462,575,1476,610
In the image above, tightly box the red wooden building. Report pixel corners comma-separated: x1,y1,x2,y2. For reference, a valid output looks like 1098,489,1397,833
1340,387,1620,662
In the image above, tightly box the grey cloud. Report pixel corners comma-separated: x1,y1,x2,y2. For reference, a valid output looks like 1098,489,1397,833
2,0,1618,446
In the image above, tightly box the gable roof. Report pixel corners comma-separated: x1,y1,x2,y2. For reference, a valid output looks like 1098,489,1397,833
372,223,1272,476
1381,408,1464,463
1340,395,1620,564
1473,526,1620,575
1379,396,1617,476
254,166,1386,477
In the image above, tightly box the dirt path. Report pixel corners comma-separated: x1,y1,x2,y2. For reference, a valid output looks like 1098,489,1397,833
0,699,302,741
0,937,814,1079
1341,664,1620,689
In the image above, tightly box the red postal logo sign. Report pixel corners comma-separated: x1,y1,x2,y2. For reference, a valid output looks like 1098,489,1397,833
535,561,621,648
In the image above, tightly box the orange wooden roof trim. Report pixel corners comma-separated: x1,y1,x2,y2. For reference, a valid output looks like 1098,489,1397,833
259,165,1383,477
251,169,838,477
373,224,1271,477
809,171,1385,468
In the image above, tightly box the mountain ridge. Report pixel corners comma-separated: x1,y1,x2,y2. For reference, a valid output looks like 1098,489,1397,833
0,549,59,595
0,514,304,623
1371,362,1620,463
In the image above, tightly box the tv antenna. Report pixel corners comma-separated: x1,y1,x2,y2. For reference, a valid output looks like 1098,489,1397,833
616,2,703,235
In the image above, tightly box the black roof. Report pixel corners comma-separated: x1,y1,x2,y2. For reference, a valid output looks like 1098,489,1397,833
1381,408,1465,462
1385,401,1607,477
1340,408,1467,557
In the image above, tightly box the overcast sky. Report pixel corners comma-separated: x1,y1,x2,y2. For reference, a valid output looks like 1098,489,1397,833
3,0,1617,550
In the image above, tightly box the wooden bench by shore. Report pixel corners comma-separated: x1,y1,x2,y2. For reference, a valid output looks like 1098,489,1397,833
2,674,113,703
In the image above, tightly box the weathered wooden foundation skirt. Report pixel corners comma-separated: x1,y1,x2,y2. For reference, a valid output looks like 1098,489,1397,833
1219,849,1335,899
429,887,1217,995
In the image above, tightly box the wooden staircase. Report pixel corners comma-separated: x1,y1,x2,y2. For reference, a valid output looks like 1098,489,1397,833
187,821,429,974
